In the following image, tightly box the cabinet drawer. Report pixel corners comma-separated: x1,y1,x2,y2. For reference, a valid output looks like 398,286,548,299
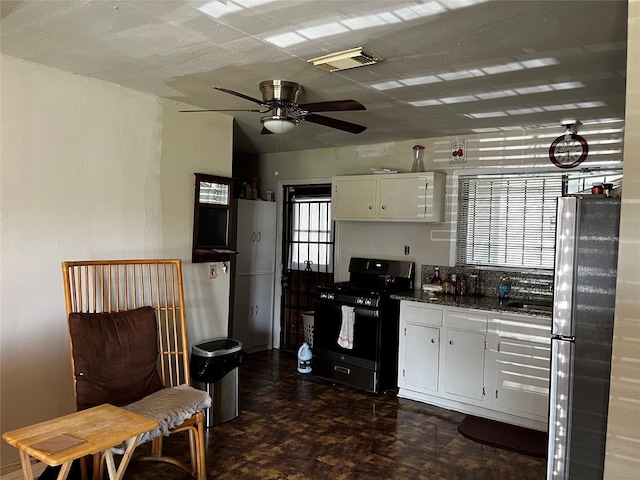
445,310,487,333
401,302,443,327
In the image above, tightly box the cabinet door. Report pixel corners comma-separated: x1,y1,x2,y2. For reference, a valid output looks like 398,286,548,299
236,200,257,274
332,177,377,219
444,329,485,400
233,273,274,351
237,200,276,274
254,202,276,274
232,275,252,348
379,176,428,220
399,322,440,392
496,336,550,418
251,273,274,350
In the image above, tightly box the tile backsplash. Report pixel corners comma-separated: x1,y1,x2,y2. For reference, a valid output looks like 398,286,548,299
420,265,554,303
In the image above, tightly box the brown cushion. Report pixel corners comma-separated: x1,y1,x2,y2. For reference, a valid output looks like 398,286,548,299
68,306,164,411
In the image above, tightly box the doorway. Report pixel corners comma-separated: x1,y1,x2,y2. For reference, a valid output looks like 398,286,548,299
280,184,334,349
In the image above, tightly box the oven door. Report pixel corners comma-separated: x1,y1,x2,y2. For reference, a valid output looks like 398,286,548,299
313,298,383,391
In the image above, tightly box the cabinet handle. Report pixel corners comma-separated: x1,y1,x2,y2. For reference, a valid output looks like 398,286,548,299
381,205,386,210
449,340,454,345
255,305,259,315
368,205,373,210
257,232,261,242
252,232,256,242
250,306,254,316
431,338,436,343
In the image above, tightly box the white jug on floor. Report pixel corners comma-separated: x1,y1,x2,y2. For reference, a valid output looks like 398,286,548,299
297,342,312,374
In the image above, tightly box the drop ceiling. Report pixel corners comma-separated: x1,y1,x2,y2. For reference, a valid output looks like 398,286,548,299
0,0,628,155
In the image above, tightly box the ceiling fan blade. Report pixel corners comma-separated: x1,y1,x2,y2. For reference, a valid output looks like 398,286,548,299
304,114,367,134
212,86,267,107
299,99,366,112
179,108,265,113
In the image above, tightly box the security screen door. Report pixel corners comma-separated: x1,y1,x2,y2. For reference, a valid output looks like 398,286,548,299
280,184,334,349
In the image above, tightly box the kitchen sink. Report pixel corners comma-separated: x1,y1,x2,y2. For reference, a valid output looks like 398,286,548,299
506,301,553,313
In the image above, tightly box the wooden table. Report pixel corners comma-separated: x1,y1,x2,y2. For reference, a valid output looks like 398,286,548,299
2,404,158,480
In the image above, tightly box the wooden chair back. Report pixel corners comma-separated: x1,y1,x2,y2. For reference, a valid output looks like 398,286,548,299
61,259,191,393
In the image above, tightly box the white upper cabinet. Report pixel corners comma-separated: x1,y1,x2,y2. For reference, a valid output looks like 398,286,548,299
236,199,277,275
331,176,378,220
332,172,445,222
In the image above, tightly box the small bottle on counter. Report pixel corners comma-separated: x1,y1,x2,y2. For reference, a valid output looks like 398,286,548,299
443,274,452,295
498,275,511,304
459,274,467,296
431,267,442,285
451,274,458,296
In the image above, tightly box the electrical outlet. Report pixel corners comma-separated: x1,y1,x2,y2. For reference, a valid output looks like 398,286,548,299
404,246,410,255
208,264,217,279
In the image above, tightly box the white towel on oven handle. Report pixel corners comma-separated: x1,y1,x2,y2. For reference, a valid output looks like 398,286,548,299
337,305,355,349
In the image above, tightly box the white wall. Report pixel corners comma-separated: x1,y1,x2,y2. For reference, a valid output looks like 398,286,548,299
604,1,640,478
258,123,624,281
0,55,233,472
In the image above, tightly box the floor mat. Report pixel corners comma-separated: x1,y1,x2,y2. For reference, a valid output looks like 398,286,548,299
458,415,547,457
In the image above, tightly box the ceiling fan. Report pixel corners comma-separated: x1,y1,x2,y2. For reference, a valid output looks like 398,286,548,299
180,80,367,135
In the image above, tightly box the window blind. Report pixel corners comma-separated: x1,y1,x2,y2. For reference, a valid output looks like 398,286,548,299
457,175,562,269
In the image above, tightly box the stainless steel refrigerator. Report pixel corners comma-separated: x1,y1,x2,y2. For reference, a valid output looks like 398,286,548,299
547,195,621,480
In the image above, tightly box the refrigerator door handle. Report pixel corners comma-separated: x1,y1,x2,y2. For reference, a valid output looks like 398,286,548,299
547,338,575,480
552,197,578,338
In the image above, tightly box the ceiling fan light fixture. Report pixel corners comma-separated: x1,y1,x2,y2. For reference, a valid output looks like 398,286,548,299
261,116,298,134
308,47,382,72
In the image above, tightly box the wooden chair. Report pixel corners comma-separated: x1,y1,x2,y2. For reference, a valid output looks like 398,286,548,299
61,259,207,480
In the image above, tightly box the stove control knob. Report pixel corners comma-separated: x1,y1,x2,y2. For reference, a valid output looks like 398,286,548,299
328,293,335,301
365,298,373,306
356,297,364,305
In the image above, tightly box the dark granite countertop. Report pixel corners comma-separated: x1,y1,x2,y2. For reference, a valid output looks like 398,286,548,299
391,290,552,318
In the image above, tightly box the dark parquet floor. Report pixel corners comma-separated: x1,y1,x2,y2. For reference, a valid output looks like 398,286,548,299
125,349,546,479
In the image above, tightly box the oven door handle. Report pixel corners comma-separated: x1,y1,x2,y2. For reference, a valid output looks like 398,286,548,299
314,301,379,318
354,307,379,318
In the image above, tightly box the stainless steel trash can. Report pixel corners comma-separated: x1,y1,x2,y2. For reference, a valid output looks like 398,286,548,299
191,338,244,427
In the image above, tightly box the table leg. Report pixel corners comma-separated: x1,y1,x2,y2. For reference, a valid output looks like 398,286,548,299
55,462,72,480
102,434,141,480
17,450,71,480
18,451,34,480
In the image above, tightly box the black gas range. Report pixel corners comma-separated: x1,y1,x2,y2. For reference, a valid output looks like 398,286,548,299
313,258,414,393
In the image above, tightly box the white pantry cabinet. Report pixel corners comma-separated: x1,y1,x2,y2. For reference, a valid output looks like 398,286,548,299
233,200,277,352
332,172,445,222
398,300,550,430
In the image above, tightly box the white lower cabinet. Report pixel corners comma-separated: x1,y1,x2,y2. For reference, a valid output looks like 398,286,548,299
494,314,551,420
398,300,550,430
233,273,273,352
399,303,442,393
444,329,485,400
400,323,440,393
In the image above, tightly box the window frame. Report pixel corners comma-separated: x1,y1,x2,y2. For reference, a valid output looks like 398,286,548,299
452,168,622,271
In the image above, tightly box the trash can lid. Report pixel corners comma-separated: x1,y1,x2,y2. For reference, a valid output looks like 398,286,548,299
192,338,242,357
